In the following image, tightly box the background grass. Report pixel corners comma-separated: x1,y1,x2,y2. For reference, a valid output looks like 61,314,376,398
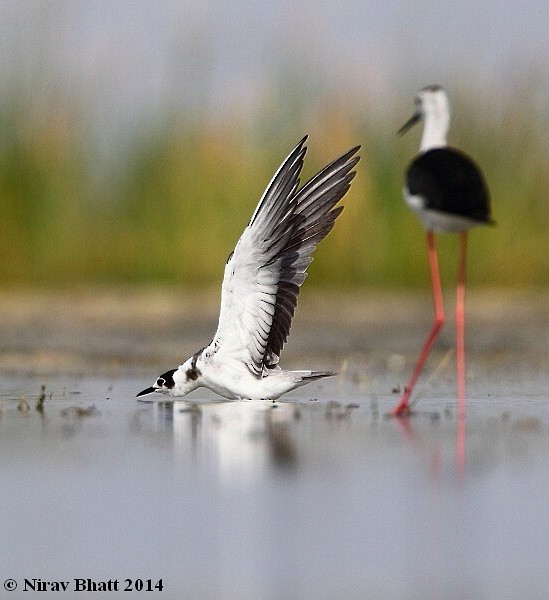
0,80,548,290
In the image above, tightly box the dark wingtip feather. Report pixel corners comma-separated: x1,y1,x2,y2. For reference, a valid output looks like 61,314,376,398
248,136,309,228
261,144,360,369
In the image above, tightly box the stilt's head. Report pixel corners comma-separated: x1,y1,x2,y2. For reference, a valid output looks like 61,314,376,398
398,84,451,152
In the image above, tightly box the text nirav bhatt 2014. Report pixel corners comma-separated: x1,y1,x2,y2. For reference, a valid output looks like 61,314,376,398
22,578,164,592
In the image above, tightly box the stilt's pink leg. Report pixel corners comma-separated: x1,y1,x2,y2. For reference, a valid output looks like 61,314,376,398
456,231,467,412
392,231,445,416
456,231,468,476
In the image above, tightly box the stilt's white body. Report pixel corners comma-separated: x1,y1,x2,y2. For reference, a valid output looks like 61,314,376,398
138,137,360,401
405,203,481,233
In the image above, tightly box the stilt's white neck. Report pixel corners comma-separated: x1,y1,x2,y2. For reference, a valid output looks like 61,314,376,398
415,86,451,153
420,109,450,152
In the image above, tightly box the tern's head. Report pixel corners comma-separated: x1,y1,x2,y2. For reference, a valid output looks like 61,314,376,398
137,359,202,399
398,84,451,151
137,368,182,399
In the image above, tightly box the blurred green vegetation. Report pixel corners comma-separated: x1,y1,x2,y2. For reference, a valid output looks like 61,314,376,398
1,83,548,290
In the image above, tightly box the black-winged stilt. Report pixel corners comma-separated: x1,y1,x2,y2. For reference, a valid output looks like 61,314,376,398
138,137,360,401
392,85,494,417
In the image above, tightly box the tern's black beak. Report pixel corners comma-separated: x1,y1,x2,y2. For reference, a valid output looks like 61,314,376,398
136,386,156,398
397,111,422,136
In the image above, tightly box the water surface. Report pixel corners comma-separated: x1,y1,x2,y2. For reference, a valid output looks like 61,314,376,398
1,368,548,599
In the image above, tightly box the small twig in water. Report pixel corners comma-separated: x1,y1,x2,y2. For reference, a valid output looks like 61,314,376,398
36,385,47,413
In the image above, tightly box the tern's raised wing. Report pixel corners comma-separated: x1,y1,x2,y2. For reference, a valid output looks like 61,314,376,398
210,137,360,376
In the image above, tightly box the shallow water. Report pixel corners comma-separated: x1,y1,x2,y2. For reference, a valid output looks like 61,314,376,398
1,369,549,599
1,289,548,598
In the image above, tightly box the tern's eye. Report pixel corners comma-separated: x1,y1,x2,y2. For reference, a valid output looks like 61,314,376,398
156,377,165,387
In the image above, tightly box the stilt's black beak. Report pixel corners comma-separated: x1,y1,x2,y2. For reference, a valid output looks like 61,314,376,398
397,111,422,136
136,386,156,397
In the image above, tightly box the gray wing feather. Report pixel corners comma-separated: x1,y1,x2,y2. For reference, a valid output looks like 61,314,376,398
263,147,360,369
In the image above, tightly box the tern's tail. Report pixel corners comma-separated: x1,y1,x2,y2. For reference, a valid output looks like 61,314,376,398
295,370,337,382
